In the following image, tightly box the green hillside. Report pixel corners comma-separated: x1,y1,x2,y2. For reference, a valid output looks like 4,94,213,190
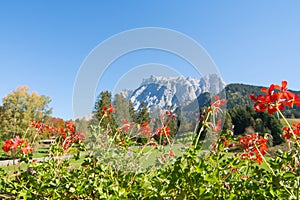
181,83,300,146
225,83,300,117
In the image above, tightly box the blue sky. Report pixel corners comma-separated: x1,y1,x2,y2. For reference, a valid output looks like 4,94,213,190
1,1,300,120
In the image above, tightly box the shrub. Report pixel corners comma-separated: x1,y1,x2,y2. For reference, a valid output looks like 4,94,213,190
1,81,300,199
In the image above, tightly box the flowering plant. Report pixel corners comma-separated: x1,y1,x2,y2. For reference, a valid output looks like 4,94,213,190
0,81,299,199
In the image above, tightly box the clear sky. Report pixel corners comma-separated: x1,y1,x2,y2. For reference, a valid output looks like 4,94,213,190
1,1,300,120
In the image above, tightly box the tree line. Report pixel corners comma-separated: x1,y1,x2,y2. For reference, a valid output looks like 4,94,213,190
0,85,290,147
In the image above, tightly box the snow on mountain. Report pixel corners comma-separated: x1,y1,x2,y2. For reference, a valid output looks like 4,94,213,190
119,89,133,99
122,74,226,111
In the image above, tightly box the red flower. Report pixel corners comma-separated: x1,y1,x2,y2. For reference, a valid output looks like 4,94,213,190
238,133,268,165
210,95,226,109
260,145,267,156
121,120,135,133
151,141,157,146
62,137,72,151
20,141,33,154
212,119,222,133
2,136,33,154
279,81,296,102
141,122,148,127
220,135,234,147
2,140,13,152
57,128,67,138
156,126,171,136
108,104,113,113
293,122,300,135
169,150,175,157
11,136,24,150
122,124,130,133
250,81,299,114
101,105,113,119
283,122,300,139
283,127,293,139
66,122,75,133
255,155,263,165
172,114,177,120
77,132,85,142
166,110,171,116
140,122,151,136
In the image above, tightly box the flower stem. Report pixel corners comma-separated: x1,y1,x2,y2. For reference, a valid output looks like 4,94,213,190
254,144,275,176
277,109,300,148
194,112,211,148
254,143,297,198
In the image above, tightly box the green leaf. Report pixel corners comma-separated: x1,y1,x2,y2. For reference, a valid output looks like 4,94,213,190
270,188,275,197
283,172,295,178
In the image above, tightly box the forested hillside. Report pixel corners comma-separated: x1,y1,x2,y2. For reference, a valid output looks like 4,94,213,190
181,83,300,145
225,83,300,117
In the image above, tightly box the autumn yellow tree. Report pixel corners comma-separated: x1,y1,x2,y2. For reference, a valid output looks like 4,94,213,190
0,86,52,140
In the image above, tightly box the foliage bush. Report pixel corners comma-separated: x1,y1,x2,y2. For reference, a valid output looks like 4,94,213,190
1,81,300,199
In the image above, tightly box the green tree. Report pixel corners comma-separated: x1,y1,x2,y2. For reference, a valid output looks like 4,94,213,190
254,112,283,145
0,86,52,140
113,94,131,126
74,117,90,135
229,106,252,135
222,111,233,131
91,91,116,130
136,101,150,124
254,118,264,133
128,100,137,123
229,105,283,145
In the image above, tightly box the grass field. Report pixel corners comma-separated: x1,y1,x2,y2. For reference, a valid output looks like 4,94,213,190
280,118,300,126
1,154,86,175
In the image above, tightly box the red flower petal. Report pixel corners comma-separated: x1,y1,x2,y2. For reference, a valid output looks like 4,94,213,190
281,80,288,90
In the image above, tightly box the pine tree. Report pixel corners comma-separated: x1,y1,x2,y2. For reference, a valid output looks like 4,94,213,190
113,94,131,126
128,100,137,122
222,111,233,131
229,106,252,135
91,91,116,130
136,101,150,124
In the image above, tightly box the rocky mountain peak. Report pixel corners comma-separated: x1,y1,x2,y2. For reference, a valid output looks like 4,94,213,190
121,74,226,111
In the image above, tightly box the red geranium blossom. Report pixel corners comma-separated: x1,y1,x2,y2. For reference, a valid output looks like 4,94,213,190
283,122,300,139
107,104,113,113
121,120,135,133
66,122,75,133
166,110,171,116
20,141,33,154
58,127,67,138
140,122,151,136
11,136,24,150
101,105,114,120
210,95,226,109
169,150,175,157
212,119,222,133
238,133,268,165
155,126,171,137
30,120,44,133
2,139,13,152
2,136,33,155
250,81,300,114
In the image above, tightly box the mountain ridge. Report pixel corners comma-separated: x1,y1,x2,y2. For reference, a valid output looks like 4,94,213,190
121,74,226,111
